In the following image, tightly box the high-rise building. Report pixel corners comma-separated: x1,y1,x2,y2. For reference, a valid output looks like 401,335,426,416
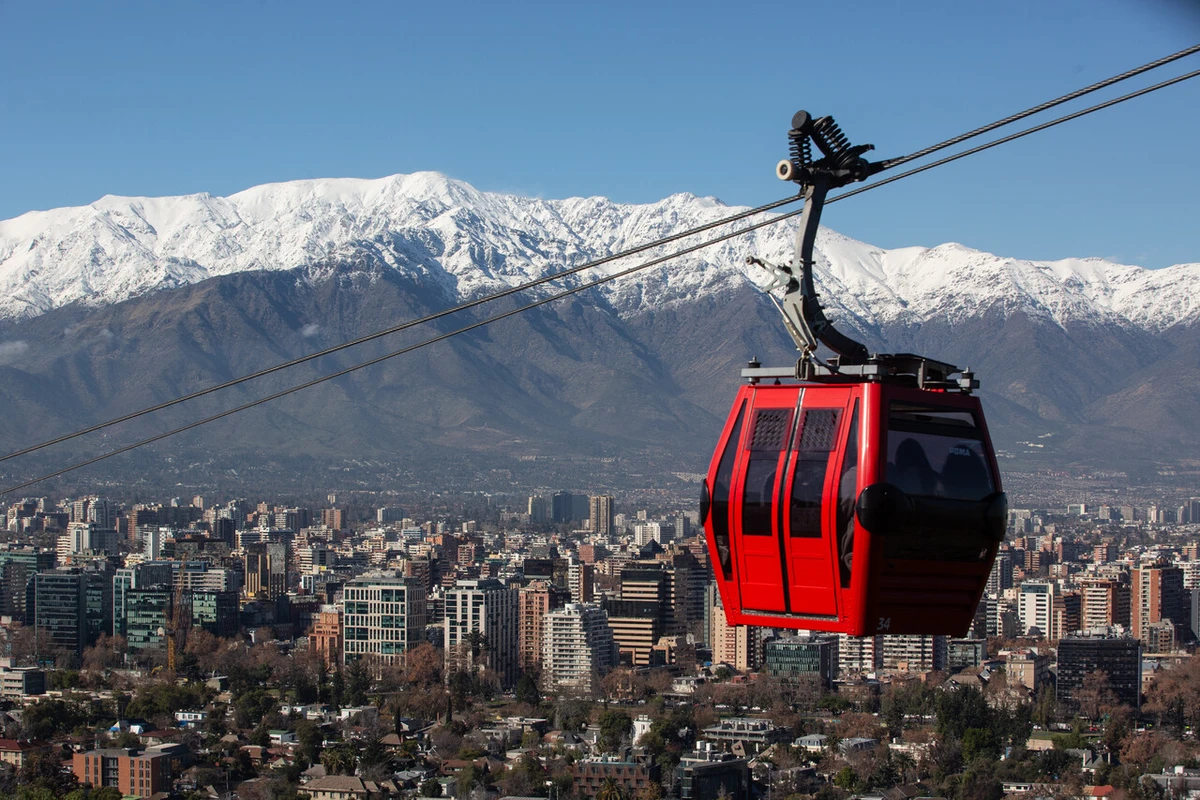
527,496,550,524
445,578,520,687
1018,581,1055,638
552,492,576,524
619,562,673,633
589,496,614,536
947,639,986,671
321,508,345,531
189,591,238,638
124,589,173,652
764,635,837,687
212,517,236,547
607,600,666,668
632,521,663,547
0,547,55,622
85,497,118,531
838,633,883,675
113,562,175,638
709,596,764,672
33,571,86,657
568,560,595,604
126,508,158,545
542,603,616,694
986,552,1013,595
1056,634,1141,711
1052,592,1082,640
881,635,947,672
309,605,342,667
986,595,1020,638
341,572,427,668
1131,564,1185,640
518,580,563,675
1188,588,1200,641
244,542,287,600
1080,576,1132,630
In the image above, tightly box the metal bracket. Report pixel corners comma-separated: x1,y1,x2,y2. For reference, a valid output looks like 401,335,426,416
750,111,884,366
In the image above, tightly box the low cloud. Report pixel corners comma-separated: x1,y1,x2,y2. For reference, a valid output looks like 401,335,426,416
0,340,29,361
300,323,321,338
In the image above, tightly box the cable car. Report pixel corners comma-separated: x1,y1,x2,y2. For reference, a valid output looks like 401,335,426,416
700,112,1007,637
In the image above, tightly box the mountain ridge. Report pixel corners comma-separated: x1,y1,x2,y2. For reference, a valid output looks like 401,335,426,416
2,171,1199,332
0,173,1198,496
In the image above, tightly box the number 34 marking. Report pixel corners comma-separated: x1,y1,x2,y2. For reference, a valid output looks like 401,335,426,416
877,617,891,631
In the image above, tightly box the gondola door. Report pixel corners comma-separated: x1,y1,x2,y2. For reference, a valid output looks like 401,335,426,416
732,388,798,613
780,388,851,618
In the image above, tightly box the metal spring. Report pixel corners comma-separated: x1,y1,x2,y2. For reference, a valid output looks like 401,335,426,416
812,117,850,156
788,134,812,167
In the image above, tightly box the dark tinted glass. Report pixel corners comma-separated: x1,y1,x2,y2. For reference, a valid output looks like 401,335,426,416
887,403,995,501
790,409,840,538
742,408,792,536
710,402,744,578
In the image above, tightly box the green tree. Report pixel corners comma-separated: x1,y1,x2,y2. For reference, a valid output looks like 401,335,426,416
421,779,444,797
345,658,371,706
295,718,323,764
516,673,541,705
457,763,480,798
598,709,633,753
834,767,859,792
19,752,80,796
234,688,277,729
596,777,625,800
962,727,1000,762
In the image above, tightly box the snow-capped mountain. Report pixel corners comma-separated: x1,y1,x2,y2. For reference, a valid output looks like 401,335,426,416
1,172,1198,495
2,171,1198,332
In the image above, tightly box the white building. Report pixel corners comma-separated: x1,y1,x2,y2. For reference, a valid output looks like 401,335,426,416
632,521,662,547
542,603,616,694
444,578,520,688
1018,581,1055,638
838,633,883,675
341,572,427,668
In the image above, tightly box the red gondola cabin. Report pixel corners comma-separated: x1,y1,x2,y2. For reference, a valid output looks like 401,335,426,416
701,380,1006,637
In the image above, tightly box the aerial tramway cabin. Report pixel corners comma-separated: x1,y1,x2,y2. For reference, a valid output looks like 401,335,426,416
702,379,1005,637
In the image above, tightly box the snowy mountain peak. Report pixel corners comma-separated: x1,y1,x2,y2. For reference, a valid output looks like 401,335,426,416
0,172,1196,331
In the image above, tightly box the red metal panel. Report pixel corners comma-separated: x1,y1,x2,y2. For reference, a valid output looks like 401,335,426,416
779,386,849,618
732,387,797,614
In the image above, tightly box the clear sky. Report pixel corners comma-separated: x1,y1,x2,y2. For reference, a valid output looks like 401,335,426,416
1,1,1198,268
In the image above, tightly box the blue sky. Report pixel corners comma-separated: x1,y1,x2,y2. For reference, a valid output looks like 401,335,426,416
1,1,1198,268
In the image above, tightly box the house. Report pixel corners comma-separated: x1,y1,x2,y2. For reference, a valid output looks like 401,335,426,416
303,774,390,800
175,710,207,728
0,739,52,768
839,738,879,755
794,734,828,754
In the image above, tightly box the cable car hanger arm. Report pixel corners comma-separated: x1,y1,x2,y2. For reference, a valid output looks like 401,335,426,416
754,111,883,365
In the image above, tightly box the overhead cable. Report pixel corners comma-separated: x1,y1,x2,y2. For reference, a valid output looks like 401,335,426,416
6,45,1197,467
882,42,1200,169
4,59,1199,494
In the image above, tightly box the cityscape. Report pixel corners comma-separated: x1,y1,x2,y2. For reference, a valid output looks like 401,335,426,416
1,5,1198,800
0,485,1195,800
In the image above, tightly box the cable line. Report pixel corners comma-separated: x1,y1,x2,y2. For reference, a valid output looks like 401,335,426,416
3,55,1198,494
882,42,1200,169
843,66,1200,201
6,44,1196,467
0,195,801,465
0,209,786,496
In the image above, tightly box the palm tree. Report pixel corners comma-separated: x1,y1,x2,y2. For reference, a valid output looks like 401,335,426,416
596,777,625,800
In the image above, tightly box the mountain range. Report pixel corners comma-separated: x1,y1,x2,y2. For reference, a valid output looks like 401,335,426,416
0,173,1197,499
